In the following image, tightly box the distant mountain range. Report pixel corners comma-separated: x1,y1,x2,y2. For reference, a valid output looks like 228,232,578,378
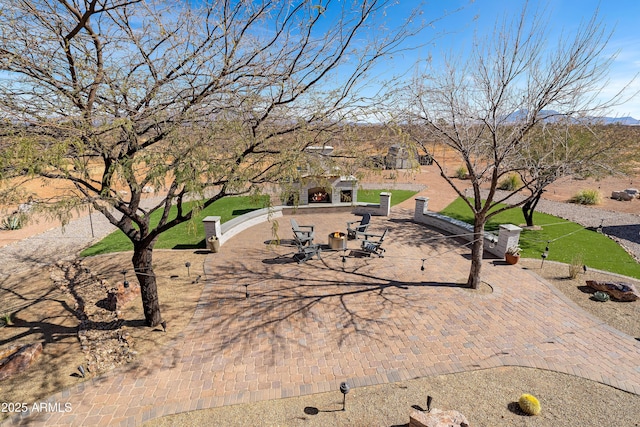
505,110,640,125
593,116,640,125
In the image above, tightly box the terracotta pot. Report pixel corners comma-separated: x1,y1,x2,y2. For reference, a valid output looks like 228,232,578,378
505,253,520,265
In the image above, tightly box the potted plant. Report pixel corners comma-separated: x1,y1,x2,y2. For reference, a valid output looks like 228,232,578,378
505,245,521,265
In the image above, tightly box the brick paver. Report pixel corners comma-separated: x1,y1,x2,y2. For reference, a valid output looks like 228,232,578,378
6,209,640,426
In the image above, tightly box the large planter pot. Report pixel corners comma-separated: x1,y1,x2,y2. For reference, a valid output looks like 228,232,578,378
207,237,220,253
505,253,520,265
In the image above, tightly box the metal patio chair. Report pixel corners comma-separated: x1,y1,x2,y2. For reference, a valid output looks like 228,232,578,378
346,213,371,240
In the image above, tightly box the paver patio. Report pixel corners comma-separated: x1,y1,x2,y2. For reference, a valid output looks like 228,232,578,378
6,209,640,426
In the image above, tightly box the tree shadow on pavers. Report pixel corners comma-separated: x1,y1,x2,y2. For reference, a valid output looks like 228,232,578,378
365,218,464,252
194,251,476,366
262,253,300,265
264,238,297,246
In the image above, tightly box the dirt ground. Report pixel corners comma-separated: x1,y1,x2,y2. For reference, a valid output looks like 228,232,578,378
0,250,206,422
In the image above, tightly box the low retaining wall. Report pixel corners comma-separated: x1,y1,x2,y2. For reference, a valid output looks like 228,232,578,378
413,197,520,258
202,194,520,257
203,194,392,248
352,192,391,216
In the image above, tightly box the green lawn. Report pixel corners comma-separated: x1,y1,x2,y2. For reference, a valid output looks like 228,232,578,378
440,197,640,279
81,195,270,256
357,189,417,206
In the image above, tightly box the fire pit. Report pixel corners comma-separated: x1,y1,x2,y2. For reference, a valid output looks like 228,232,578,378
328,232,347,250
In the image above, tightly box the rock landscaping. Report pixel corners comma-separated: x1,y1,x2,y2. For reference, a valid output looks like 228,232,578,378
50,260,136,376
586,279,640,301
0,343,43,381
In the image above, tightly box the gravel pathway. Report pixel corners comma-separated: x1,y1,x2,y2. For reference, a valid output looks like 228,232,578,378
0,212,116,279
0,197,166,279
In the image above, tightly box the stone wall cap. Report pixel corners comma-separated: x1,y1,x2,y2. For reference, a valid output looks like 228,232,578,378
499,223,522,231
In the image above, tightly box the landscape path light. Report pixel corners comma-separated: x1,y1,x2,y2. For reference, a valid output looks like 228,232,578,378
339,381,350,411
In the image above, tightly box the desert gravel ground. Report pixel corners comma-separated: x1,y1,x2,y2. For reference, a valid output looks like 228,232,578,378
145,365,640,427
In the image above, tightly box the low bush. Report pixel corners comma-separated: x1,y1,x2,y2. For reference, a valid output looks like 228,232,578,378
1,214,26,230
568,254,584,279
570,189,602,205
455,165,468,179
498,174,522,191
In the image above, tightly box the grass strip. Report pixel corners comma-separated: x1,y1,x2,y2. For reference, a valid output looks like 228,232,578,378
440,197,640,279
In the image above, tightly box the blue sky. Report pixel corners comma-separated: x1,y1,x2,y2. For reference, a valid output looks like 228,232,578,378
373,0,640,119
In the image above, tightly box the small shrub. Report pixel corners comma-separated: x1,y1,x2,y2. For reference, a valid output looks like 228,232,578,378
1,214,25,230
593,291,610,302
506,245,521,256
518,393,541,415
498,174,522,191
0,312,12,327
570,189,602,205
455,165,468,179
568,254,584,279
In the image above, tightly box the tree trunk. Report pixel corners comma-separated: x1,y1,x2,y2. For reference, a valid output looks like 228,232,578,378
132,245,163,327
466,216,486,289
522,190,543,227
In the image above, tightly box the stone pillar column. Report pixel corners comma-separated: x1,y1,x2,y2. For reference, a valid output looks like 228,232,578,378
203,216,222,241
414,197,429,221
497,224,522,257
379,192,391,216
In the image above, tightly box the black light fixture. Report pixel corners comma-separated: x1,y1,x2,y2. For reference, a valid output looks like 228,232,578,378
426,395,433,412
339,381,350,411
185,262,191,277
421,258,426,272
121,269,129,287
244,284,249,299
540,242,550,268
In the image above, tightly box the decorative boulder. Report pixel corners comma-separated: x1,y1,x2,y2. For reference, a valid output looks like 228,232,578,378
410,408,470,427
0,343,43,381
586,280,639,302
611,191,633,201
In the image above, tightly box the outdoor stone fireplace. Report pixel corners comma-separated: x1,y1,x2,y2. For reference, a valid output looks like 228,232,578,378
295,175,358,205
288,145,358,206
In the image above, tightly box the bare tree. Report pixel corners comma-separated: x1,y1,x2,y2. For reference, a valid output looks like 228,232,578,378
0,0,425,326
516,123,637,227
400,3,633,289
